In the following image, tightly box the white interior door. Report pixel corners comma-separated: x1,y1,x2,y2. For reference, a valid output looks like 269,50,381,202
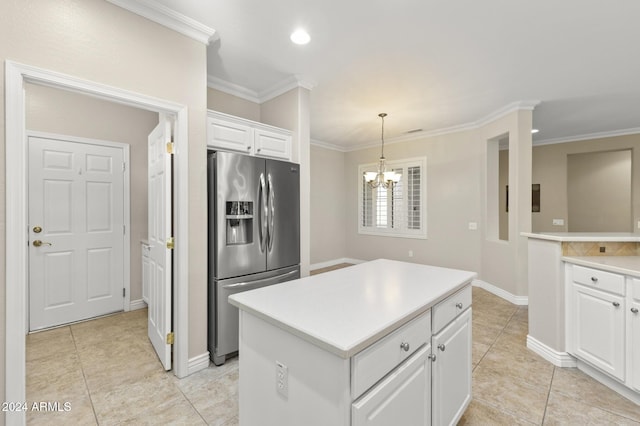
148,115,173,370
29,135,125,331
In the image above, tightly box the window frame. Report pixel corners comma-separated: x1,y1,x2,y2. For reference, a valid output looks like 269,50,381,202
358,156,427,239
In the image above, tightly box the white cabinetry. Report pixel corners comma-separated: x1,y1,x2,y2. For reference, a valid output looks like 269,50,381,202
631,279,640,392
141,241,150,304
431,287,472,426
207,110,292,160
352,345,431,426
565,263,640,400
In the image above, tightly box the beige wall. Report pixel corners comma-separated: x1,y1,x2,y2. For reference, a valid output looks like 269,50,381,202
207,87,260,121
567,149,632,232
1,0,208,414
344,129,483,275
25,83,159,302
310,145,347,264
532,134,640,232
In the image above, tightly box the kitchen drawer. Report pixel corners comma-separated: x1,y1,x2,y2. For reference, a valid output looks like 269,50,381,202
432,285,472,334
351,310,431,400
572,265,625,296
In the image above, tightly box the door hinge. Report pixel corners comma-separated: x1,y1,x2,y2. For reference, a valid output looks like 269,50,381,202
166,332,174,345
123,288,126,297
166,142,174,154
166,237,175,250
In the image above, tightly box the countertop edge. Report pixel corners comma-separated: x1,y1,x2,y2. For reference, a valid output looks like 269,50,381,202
522,232,640,242
562,256,640,277
230,277,474,359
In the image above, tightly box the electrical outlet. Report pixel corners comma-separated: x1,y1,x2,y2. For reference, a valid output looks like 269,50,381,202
408,250,414,258
276,361,288,398
468,222,478,230
552,219,564,226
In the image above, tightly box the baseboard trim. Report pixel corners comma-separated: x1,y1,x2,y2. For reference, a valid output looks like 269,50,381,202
310,258,366,270
576,360,640,405
473,279,528,306
129,299,147,311
187,352,211,376
526,335,576,367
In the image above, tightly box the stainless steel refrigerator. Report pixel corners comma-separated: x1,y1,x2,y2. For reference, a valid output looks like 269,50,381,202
208,150,300,365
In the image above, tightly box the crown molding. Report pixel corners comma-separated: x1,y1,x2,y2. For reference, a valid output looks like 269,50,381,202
343,100,542,152
310,138,348,152
105,0,217,45
533,127,640,146
207,75,261,103
207,74,316,104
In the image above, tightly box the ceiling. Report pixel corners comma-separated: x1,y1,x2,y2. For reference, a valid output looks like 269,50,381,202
149,0,640,150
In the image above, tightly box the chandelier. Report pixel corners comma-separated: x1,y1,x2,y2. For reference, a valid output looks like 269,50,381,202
364,113,401,188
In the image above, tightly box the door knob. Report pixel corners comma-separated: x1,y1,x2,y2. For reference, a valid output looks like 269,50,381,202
33,226,42,233
32,240,52,247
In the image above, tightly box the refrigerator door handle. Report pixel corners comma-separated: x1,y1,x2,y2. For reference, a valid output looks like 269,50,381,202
258,173,267,252
221,269,299,289
267,173,275,252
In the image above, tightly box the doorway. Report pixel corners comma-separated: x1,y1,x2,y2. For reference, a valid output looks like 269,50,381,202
28,133,129,331
6,61,191,424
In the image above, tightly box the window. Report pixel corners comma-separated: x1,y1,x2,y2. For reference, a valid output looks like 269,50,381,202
358,157,426,239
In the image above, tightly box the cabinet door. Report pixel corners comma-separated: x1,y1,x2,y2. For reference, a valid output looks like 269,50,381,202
432,308,471,426
352,344,431,426
207,116,254,153
572,283,625,380
254,127,291,160
631,301,640,391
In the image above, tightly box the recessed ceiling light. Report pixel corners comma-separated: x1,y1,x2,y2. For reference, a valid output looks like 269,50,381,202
531,129,539,134
290,29,310,45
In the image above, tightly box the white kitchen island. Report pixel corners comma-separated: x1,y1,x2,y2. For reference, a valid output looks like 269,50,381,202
228,259,476,426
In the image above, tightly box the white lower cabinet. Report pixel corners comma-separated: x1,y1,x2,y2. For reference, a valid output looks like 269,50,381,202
566,263,640,400
632,300,640,392
570,283,625,380
352,344,431,426
432,308,472,426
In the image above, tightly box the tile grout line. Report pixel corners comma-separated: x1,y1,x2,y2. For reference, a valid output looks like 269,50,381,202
173,379,209,425
69,325,101,425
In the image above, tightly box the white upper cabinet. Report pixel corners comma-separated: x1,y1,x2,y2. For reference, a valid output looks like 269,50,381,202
207,110,292,160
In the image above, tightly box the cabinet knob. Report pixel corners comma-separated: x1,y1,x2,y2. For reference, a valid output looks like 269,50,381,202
257,148,262,152
438,343,446,352
400,342,410,352
428,353,436,362
246,146,252,150
591,277,598,282
456,302,463,309
613,302,620,307
631,307,639,314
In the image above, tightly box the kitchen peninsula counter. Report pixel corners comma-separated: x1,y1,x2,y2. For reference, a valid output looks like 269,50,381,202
229,259,476,426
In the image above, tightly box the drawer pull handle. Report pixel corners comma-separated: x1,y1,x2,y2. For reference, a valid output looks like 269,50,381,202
428,354,436,362
438,344,446,352
456,302,463,309
613,302,620,308
591,277,598,282
631,307,639,314
400,342,410,352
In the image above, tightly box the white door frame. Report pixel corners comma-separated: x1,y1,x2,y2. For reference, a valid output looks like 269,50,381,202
5,60,190,424
26,130,132,326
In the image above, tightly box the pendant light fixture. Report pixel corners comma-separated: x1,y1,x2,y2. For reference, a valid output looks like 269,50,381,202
364,113,401,188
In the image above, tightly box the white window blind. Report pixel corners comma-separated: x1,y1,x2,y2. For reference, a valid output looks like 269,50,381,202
358,157,427,239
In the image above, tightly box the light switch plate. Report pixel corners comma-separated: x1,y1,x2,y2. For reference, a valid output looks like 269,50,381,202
552,219,564,226
468,222,478,230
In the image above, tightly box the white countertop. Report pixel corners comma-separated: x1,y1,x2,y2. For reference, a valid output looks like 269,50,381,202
562,256,640,277
522,232,640,242
228,259,476,358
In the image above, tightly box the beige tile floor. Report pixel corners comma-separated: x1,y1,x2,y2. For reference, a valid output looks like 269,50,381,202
26,277,640,425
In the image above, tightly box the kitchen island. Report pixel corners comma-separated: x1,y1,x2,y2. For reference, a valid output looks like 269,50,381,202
228,259,476,426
